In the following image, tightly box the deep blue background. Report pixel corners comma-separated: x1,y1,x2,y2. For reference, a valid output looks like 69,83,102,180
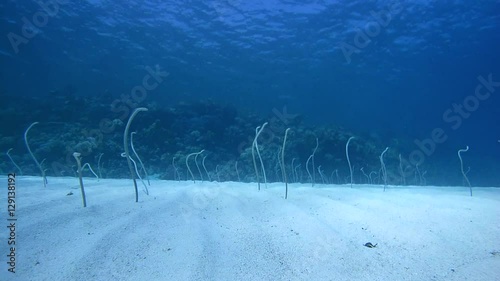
1,0,499,185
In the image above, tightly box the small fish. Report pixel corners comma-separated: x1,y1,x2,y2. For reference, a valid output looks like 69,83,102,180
364,242,377,248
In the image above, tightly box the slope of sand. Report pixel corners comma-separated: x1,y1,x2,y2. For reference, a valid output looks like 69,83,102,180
1,176,499,281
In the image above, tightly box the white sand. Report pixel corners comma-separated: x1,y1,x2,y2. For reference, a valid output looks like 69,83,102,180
1,176,499,281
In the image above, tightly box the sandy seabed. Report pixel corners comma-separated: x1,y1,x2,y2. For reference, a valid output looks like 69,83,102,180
0,176,499,281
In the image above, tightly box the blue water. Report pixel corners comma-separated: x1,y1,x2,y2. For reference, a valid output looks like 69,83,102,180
1,0,499,186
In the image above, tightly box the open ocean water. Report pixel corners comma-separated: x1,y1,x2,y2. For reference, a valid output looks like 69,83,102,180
0,0,499,186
